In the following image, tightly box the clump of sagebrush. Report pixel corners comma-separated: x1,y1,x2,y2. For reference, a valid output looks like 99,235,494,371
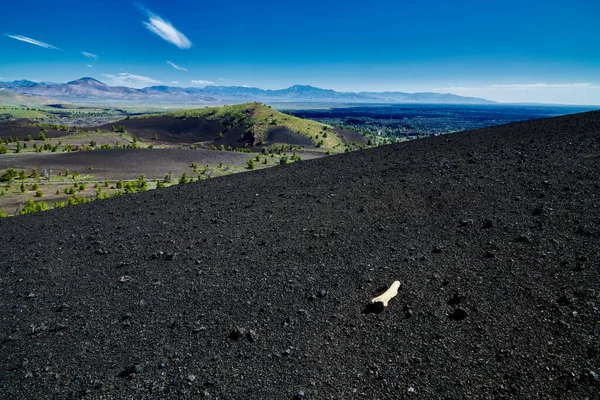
0,208,7,218
19,198,49,215
68,195,90,206
0,168,18,182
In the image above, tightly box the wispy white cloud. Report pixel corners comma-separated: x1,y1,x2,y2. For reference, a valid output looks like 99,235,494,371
82,51,98,60
191,80,214,86
138,5,192,49
87,64,93,68
103,73,162,88
170,81,179,84
167,60,187,72
6,34,61,50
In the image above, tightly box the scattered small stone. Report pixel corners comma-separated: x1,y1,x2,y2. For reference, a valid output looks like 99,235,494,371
432,246,443,254
317,289,328,298
403,304,414,318
118,364,144,378
56,303,70,312
49,324,67,333
165,253,176,261
556,295,573,306
246,329,258,343
482,219,494,229
116,261,130,268
229,327,257,343
447,292,465,306
532,208,544,216
187,374,196,382
515,234,530,243
448,308,469,321
293,390,306,399
483,251,496,259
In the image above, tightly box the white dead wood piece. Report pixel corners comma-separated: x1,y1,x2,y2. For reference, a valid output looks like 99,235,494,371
371,281,401,307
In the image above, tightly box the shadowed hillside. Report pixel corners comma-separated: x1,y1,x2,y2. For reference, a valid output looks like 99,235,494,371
0,111,599,398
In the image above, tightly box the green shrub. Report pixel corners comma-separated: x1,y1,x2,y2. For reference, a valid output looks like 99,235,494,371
248,159,255,170
38,132,47,141
35,190,43,197
0,208,7,218
179,173,188,184
67,195,90,206
19,198,49,214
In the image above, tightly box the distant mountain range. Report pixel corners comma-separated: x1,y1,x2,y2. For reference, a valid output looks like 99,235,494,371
0,77,496,105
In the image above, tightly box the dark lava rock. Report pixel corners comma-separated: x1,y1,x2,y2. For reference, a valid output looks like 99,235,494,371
229,327,247,341
317,289,328,298
118,364,144,378
483,251,496,259
362,302,385,314
246,329,258,343
229,327,257,343
1,111,600,399
448,308,469,321
557,295,574,306
482,219,494,229
447,292,465,306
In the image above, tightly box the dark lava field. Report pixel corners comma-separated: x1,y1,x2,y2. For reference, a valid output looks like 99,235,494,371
1,111,599,399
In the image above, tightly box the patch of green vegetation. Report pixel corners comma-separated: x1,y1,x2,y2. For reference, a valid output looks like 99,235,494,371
0,106,49,119
19,198,49,215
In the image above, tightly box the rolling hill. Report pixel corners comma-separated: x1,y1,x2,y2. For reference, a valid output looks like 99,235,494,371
0,90,65,108
0,111,598,398
102,102,366,150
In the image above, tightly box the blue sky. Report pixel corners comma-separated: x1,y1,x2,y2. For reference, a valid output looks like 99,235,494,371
1,0,599,104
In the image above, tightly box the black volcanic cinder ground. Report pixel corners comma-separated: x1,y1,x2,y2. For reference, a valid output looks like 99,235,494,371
1,111,599,399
